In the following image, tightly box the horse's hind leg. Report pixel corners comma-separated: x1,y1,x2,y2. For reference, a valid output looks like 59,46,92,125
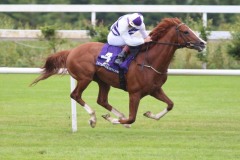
70,80,97,128
144,87,173,120
96,80,131,128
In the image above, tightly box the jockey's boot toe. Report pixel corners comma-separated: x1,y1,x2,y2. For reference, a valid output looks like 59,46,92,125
114,58,123,65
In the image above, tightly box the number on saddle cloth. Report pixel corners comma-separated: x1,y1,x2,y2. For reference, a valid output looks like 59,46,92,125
96,43,138,74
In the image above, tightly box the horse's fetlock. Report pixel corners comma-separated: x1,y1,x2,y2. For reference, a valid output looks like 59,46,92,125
90,110,96,116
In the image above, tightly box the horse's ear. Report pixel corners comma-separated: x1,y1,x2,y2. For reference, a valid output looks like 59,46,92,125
174,17,182,24
174,17,179,21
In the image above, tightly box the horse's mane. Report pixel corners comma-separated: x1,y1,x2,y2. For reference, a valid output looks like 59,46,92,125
149,17,182,41
140,17,182,52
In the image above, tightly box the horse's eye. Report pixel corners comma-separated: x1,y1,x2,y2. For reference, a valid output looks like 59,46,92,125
183,31,189,35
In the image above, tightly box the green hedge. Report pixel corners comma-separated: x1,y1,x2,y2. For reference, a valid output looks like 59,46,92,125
0,15,240,69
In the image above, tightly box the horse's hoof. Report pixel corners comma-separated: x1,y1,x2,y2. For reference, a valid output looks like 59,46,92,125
143,111,151,118
102,113,110,120
89,120,96,128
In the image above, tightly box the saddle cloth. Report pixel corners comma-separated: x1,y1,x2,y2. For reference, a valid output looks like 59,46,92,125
96,43,135,73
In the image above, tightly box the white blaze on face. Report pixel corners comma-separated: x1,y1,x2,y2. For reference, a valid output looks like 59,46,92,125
188,27,207,45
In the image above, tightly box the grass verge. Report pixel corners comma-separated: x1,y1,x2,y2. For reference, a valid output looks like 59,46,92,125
0,74,239,160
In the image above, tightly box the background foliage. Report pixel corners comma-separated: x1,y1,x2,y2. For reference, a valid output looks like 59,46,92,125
0,1,240,68
226,16,240,60
1,0,240,29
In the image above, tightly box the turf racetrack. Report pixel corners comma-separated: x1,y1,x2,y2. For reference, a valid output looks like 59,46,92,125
0,74,239,160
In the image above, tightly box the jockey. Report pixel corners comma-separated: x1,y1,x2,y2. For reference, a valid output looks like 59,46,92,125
107,13,152,65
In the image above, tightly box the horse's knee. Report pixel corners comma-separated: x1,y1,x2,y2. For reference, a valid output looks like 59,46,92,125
167,102,174,111
70,93,76,100
119,116,136,124
127,117,136,124
70,93,85,106
97,99,105,106
97,98,108,107
97,99,112,111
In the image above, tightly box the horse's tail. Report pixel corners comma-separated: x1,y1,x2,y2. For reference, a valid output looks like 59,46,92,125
30,50,70,86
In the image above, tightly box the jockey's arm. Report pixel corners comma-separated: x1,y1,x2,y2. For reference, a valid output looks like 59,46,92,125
122,32,145,46
139,24,148,38
139,24,152,43
118,19,145,46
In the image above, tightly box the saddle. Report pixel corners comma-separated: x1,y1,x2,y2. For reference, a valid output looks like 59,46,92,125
96,43,138,73
96,43,139,90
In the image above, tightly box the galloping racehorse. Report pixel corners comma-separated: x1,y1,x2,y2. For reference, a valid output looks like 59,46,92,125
31,18,206,128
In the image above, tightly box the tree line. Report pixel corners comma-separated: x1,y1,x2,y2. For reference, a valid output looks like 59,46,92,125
0,0,240,68
0,0,240,30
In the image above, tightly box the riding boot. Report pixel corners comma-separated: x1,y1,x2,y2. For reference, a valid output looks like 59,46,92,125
114,46,129,65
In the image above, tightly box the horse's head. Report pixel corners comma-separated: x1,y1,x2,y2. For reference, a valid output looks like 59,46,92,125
174,22,206,52
149,18,206,52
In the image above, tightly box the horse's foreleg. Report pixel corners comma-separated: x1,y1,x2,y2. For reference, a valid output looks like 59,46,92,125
144,87,173,120
103,93,140,125
97,81,130,128
70,81,97,128
102,108,131,128
119,93,140,124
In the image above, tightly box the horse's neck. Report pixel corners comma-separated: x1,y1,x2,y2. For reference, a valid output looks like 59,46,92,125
149,37,177,73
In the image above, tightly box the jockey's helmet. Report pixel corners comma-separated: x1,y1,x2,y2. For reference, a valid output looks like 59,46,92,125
128,13,143,29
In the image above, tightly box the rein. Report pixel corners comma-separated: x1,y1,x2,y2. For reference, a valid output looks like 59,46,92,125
137,63,164,74
150,41,184,48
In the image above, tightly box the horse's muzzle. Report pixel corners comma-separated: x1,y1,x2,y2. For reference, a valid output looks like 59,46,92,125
187,41,206,52
197,41,207,52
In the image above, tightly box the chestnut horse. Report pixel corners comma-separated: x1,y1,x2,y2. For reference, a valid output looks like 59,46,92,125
31,18,206,128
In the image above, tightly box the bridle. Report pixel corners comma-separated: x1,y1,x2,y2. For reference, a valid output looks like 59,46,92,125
150,23,198,49
139,23,200,75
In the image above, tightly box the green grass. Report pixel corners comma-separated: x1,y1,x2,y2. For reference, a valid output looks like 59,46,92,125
0,74,240,160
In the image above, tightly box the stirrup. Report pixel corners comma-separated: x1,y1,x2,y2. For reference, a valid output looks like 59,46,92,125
115,50,127,65
114,57,124,65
